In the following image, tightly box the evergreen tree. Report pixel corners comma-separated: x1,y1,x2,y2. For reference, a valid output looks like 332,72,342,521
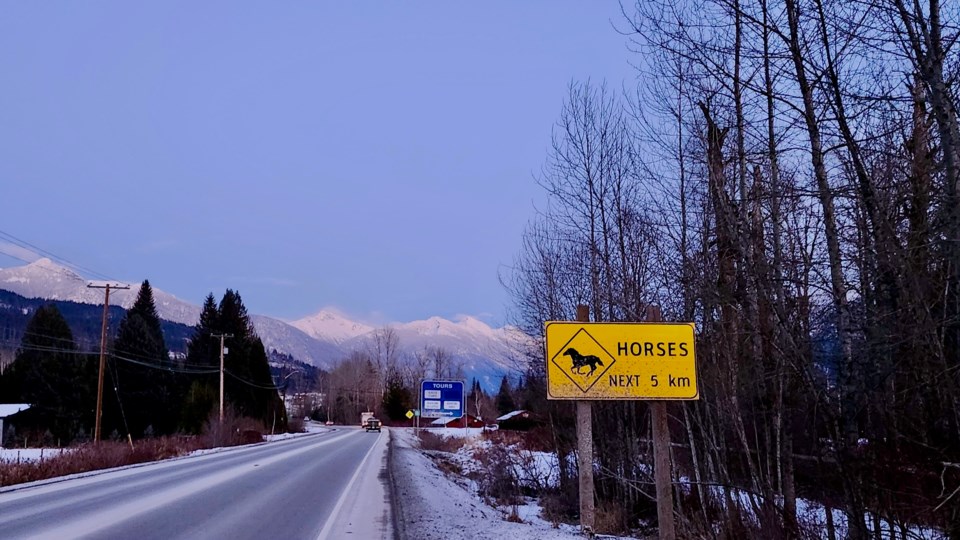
5,305,95,443
186,293,220,368
218,289,255,342
495,375,516,415
108,280,179,437
217,290,286,431
180,293,221,433
382,376,412,421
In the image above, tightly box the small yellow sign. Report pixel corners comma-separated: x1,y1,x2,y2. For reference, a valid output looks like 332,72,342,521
545,322,698,400
405,410,414,419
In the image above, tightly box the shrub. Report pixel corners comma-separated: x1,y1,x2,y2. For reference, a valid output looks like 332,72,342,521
287,416,305,433
0,411,273,488
540,489,579,526
0,436,207,487
200,409,264,447
417,430,467,453
472,444,524,506
594,501,627,535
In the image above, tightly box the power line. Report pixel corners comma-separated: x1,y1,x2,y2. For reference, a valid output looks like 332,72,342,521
2,329,225,371
0,338,99,356
0,229,114,281
110,353,220,375
106,355,133,448
224,369,282,391
5,328,283,383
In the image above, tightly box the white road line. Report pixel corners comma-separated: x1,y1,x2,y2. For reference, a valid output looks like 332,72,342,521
315,429,384,540
20,431,358,540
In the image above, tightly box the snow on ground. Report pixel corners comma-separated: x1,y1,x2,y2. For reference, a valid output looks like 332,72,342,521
185,421,332,457
676,476,946,539
0,448,70,463
262,420,331,442
445,436,561,492
793,497,945,540
390,428,586,540
421,426,487,439
407,429,945,539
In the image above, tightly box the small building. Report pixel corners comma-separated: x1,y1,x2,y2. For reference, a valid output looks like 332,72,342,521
428,414,484,429
0,404,31,448
496,410,544,431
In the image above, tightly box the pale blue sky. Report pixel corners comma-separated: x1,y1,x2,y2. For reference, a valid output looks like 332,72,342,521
0,2,636,325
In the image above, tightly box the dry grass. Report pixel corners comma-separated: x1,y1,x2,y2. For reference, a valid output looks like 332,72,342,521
0,437,205,487
416,430,467,453
287,416,305,433
0,413,274,488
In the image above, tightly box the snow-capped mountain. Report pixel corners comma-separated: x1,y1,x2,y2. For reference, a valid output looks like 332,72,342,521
0,259,338,365
334,315,531,387
0,259,528,385
0,258,200,325
290,308,374,344
250,314,343,366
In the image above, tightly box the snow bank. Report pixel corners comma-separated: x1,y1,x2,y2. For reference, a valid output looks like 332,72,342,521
676,478,946,539
262,421,330,442
420,426,486,440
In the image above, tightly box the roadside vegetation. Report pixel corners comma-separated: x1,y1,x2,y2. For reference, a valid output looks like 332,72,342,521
0,411,269,488
500,0,960,537
0,282,287,447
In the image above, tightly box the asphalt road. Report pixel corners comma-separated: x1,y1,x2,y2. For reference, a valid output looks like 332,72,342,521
0,427,390,540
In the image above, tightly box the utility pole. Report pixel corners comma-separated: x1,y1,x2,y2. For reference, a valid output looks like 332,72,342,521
211,333,233,425
87,281,129,443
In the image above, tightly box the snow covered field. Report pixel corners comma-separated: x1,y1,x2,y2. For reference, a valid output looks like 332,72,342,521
0,448,70,463
390,428,587,540
396,428,946,539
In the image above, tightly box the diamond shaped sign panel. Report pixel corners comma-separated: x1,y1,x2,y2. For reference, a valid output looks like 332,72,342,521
549,328,617,393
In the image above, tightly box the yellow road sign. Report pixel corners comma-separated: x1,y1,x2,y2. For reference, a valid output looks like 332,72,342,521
405,410,414,419
545,322,698,400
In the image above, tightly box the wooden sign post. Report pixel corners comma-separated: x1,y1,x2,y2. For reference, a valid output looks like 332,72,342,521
575,305,595,534
545,305,696,539
647,305,676,540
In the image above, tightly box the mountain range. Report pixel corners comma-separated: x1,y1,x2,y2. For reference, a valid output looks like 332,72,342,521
0,259,526,387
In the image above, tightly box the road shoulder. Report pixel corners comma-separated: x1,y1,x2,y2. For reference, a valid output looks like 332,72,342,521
389,428,581,540
316,428,391,540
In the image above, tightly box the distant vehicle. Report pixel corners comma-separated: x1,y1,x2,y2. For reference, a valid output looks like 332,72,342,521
325,420,335,426
364,418,382,432
360,411,376,427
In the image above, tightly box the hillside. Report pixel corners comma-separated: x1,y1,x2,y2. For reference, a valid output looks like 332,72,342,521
0,259,527,388
0,288,193,357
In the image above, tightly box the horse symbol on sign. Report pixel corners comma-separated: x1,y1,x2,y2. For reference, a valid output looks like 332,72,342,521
563,348,605,377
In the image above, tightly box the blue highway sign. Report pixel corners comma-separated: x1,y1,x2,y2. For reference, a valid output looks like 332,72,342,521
419,380,464,418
